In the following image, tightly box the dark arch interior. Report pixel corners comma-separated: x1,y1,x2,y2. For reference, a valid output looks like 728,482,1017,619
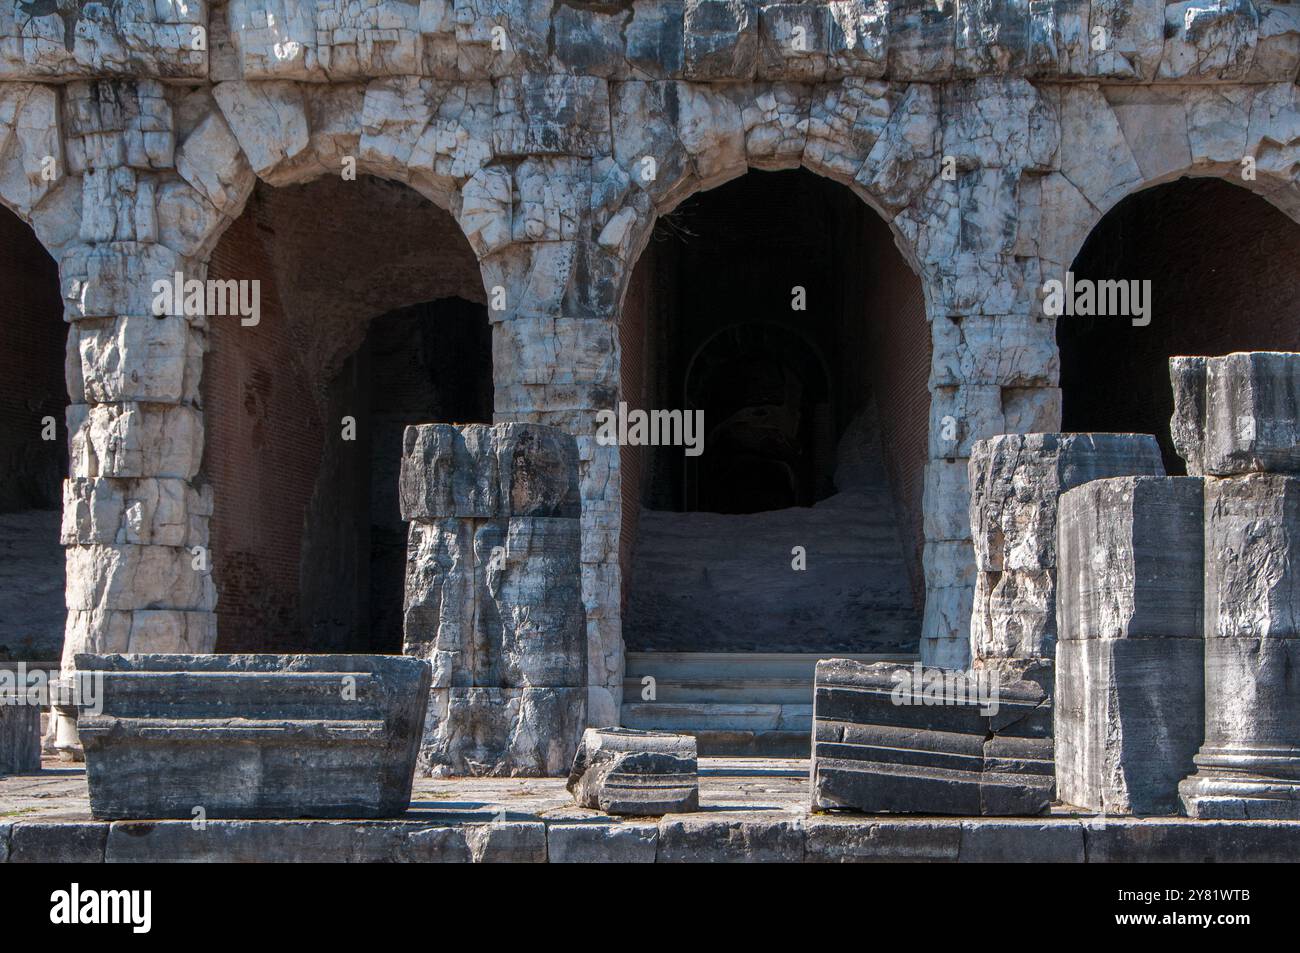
205,176,492,655
621,168,930,654
1062,177,1300,473
0,208,66,663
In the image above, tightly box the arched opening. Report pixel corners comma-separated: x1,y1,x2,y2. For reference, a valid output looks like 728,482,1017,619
0,208,66,664
1060,177,1300,472
620,168,930,704
204,175,492,655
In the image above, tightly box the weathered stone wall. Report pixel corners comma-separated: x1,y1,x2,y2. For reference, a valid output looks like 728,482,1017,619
2,0,1300,733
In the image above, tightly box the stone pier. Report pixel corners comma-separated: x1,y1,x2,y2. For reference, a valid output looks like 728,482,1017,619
400,423,587,777
1178,353,1300,820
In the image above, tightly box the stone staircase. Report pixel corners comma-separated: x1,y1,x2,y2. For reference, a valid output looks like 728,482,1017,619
620,651,916,757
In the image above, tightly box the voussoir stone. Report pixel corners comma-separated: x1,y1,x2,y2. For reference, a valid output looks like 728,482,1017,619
567,727,699,815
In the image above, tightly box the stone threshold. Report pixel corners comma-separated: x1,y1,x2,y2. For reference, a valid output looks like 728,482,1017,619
4,758,1296,862
5,814,1300,863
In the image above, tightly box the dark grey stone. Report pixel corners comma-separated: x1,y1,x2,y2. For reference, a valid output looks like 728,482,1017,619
683,0,759,79
75,654,431,820
810,659,1054,816
9,822,107,863
465,821,548,862
567,727,698,815
1084,819,1300,863
1169,356,1208,475
0,821,9,863
0,699,41,775
1204,352,1300,475
804,818,962,863
958,820,1085,862
657,814,805,862
547,821,658,863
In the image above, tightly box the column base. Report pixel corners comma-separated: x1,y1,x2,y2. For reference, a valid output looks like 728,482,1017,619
1179,746,1300,819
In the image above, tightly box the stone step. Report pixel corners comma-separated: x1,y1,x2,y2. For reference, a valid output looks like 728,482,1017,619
624,651,915,681
623,676,813,704
88,671,390,720
621,702,812,733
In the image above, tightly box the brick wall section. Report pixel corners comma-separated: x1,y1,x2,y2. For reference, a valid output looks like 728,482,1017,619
205,176,486,653
1063,177,1300,473
0,208,65,512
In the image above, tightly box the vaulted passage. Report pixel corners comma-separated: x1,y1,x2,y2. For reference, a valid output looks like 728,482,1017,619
0,209,65,664
205,176,491,655
620,169,930,656
1061,177,1300,473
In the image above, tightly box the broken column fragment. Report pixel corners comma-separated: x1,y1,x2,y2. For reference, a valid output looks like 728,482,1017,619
401,423,587,777
1055,476,1205,815
1173,353,1300,820
810,658,1054,816
968,432,1166,669
567,727,699,815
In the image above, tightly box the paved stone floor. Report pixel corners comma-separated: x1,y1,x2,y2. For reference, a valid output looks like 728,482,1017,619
4,758,1299,862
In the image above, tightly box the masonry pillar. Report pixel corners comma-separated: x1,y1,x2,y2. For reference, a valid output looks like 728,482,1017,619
400,422,586,776
54,81,217,754
1178,353,1300,819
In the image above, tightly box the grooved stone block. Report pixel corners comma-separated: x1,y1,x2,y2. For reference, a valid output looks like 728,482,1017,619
567,727,698,815
810,659,1054,816
75,654,431,820
968,433,1165,662
1171,352,1300,476
420,686,587,777
0,698,41,775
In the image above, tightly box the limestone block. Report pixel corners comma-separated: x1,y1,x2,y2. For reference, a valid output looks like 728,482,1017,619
174,110,247,203
547,821,658,863
1056,638,1205,815
62,80,174,173
1185,85,1252,166
1201,352,1300,476
420,685,586,776
683,0,758,80
65,544,215,613
1250,1,1300,82
480,242,622,321
857,82,939,213
567,727,698,815
403,519,475,687
919,581,973,645
76,654,430,819
63,610,217,668
1169,356,1208,476
1057,85,1142,214
399,423,580,521
1087,0,1165,81
0,700,41,776
625,0,686,77
1057,477,1205,643
803,78,893,183
757,3,830,81
930,313,1059,388
61,242,185,321
493,75,611,157
62,477,212,549
737,83,813,171
553,3,629,78
923,459,971,541
0,1,205,80
1158,0,1260,82
67,402,204,480
0,83,61,215
886,0,956,80
810,658,1054,816
213,81,311,176
1026,0,1090,78
954,0,1031,77
826,0,889,78
71,315,202,406
511,156,590,243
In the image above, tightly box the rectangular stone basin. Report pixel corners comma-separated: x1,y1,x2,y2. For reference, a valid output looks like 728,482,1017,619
75,654,431,820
